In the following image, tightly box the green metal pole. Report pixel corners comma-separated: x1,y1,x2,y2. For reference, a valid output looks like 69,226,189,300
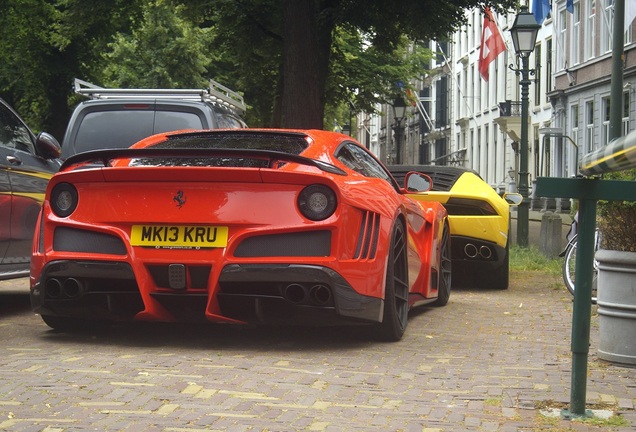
566,198,597,417
517,55,530,247
609,0,625,142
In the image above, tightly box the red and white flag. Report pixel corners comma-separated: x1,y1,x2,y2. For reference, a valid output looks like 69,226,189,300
478,8,506,81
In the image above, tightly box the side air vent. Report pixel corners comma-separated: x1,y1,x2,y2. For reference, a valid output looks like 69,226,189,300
354,211,380,260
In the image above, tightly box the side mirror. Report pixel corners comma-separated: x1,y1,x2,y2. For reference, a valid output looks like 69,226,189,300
35,132,62,160
405,172,433,193
503,192,523,206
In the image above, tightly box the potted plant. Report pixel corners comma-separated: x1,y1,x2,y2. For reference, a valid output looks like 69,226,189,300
595,168,636,365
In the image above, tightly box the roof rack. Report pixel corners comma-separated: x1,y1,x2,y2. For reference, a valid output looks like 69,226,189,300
73,78,246,114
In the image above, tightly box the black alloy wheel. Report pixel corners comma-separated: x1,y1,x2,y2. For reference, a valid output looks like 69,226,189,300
433,220,452,306
378,219,409,341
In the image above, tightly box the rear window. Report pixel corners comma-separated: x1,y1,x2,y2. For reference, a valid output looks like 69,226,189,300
162,132,308,153
65,110,206,158
70,111,155,156
131,132,309,167
154,111,205,133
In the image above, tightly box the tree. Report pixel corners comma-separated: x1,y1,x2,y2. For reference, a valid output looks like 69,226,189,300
1,0,517,134
193,0,516,129
102,0,214,88
0,0,143,139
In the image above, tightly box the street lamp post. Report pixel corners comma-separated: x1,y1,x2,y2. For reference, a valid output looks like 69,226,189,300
392,96,407,164
509,7,540,248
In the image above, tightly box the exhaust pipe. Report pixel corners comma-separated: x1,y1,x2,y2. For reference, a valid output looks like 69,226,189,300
479,246,493,259
62,278,84,298
45,278,63,299
309,284,332,306
464,243,478,258
283,284,307,304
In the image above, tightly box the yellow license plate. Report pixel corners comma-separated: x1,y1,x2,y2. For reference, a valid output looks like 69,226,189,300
130,225,229,248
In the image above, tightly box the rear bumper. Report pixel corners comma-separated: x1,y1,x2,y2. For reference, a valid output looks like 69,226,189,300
450,235,507,286
30,260,383,325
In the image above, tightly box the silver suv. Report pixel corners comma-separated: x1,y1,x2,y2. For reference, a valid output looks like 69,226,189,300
62,79,247,159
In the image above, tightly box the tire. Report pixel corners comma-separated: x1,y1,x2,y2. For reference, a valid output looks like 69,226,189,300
491,239,510,290
377,219,409,342
562,237,577,296
40,315,112,333
562,234,598,303
433,221,452,306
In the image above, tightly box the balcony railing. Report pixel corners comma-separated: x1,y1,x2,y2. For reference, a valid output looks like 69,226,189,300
498,100,522,117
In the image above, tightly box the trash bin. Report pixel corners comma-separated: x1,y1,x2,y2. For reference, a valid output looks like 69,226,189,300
596,249,636,365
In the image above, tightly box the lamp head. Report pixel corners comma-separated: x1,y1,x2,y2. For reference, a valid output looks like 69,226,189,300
510,6,541,57
392,96,407,121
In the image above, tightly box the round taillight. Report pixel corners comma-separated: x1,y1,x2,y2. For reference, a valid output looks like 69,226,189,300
298,184,337,221
51,183,78,217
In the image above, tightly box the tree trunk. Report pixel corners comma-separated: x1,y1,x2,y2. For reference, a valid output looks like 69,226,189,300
281,0,323,129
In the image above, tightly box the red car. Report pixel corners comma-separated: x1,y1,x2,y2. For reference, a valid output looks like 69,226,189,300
30,129,451,340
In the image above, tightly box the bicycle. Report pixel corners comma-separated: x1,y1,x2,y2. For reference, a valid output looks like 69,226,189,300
560,212,601,303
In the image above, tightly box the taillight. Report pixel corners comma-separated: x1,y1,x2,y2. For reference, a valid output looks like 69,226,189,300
50,183,78,217
297,184,337,221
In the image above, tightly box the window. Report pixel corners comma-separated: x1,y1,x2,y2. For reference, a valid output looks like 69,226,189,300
585,0,596,60
476,127,481,174
558,9,567,71
484,124,490,181
534,43,542,106
600,0,613,54
602,96,610,146
335,142,394,185
435,76,449,128
546,39,553,103
623,91,631,135
0,103,34,153
570,104,580,171
570,1,581,66
586,100,595,154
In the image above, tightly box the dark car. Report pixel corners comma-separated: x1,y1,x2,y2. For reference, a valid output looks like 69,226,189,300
61,79,247,159
0,98,61,280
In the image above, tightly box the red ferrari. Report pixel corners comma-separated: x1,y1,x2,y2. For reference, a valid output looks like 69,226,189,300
30,129,451,340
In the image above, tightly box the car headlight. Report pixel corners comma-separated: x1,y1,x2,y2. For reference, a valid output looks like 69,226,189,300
50,183,78,217
298,184,337,221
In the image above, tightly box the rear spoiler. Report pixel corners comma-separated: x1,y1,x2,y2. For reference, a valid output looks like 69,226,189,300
60,148,347,176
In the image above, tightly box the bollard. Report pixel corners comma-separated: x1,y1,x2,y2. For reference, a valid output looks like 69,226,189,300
539,211,563,258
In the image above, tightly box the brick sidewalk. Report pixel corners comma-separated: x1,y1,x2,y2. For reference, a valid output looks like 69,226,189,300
0,270,634,431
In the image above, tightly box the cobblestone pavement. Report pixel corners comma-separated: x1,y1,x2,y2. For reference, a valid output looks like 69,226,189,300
0,271,634,432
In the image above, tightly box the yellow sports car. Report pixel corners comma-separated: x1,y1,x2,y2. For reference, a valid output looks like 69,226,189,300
388,165,521,290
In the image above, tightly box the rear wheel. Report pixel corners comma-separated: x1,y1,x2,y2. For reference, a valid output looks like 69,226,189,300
433,221,452,306
378,220,409,342
40,315,112,333
491,239,510,290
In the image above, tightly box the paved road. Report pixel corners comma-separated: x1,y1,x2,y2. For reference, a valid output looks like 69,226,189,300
0,273,634,431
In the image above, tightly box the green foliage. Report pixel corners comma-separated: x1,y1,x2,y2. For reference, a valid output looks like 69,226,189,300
102,0,213,88
597,169,636,252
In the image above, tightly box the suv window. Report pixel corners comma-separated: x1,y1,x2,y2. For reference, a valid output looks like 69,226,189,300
73,110,155,154
154,111,205,133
